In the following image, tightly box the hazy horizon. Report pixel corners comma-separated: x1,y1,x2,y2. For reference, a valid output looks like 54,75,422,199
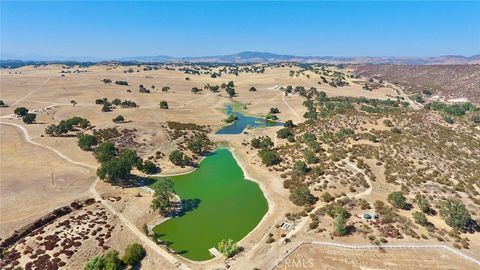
2,1,479,58
2,50,480,61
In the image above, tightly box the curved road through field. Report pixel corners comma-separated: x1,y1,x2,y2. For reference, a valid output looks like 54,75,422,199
0,121,192,270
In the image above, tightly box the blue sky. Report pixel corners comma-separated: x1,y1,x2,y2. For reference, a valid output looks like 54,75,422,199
1,1,479,58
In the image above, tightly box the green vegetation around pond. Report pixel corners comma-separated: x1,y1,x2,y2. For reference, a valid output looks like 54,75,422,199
151,148,268,261
216,104,283,134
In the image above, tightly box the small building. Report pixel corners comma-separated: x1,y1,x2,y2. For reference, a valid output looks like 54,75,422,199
363,213,378,220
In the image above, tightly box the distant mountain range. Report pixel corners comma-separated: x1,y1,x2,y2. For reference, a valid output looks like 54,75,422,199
2,51,480,65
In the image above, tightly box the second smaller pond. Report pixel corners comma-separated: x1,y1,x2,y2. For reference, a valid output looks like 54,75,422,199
216,104,283,134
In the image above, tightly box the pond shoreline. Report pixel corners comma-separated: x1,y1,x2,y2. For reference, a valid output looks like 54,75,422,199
145,146,272,263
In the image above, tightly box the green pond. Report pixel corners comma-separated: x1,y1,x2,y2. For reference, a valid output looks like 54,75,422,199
151,148,268,261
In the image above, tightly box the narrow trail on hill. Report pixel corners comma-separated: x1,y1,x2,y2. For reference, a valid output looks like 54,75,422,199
282,94,301,123
0,121,193,270
142,92,215,109
10,77,51,107
388,83,422,110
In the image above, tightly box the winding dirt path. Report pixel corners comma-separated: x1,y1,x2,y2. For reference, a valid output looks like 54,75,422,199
0,120,192,270
387,83,422,110
344,159,373,198
282,94,302,123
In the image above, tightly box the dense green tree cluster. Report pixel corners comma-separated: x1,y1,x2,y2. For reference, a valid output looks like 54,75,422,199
425,101,476,117
289,186,315,206
121,243,146,267
94,142,157,181
258,148,281,166
292,160,308,175
45,117,91,137
250,136,273,149
168,150,191,166
414,193,431,213
138,84,151,93
115,80,128,86
217,238,238,258
119,100,137,108
141,160,159,174
77,134,98,151
84,243,145,270
439,198,471,230
151,178,176,216
276,128,293,139
387,191,407,209
84,250,122,270
14,107,29,116
208,85,220,92
412,211,428,226
112,115,125,123
96,147,141,181
191,87,202,94
112,98,122,106
270,107,280,114
283,120,296,128
159,101,168,109
102,102,112,112
252,134,280,166
303,107,318,120
225,87,236,97
95,98,107,105
96,98,136,109
186,136,212,155
333,212,349,236
22,113,37,124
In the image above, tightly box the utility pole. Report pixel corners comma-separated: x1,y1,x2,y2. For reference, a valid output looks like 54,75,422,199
51,171,55,188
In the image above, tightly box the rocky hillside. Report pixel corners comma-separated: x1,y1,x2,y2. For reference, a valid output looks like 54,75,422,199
351,64,480,104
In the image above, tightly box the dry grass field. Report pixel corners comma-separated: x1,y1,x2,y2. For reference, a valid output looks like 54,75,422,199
0,125,95,238
1,63,478,270
276,243,479,270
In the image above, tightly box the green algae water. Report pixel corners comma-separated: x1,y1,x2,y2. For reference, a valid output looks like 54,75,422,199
151,148,268,261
